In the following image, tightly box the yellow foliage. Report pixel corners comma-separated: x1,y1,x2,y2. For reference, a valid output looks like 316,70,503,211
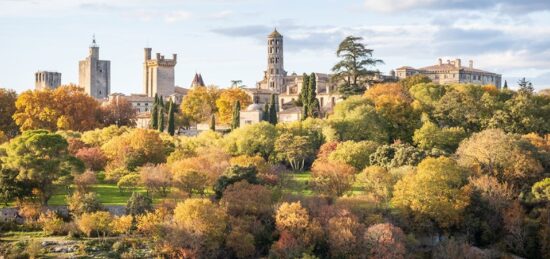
111,215,133,235
180,85,221,123
215,87,252,124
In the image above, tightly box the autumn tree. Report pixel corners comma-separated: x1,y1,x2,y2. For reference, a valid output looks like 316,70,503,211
77,211,113,238
102,128,166,170
456,129,544,188
126,192,153,216
328,140,379,170
224,122,278,159
216,87,251,124
332,36,383,98
1,130,82,205
220,181,273,218
214,165,258,199
99,97,136,126
310,160,356,197
75,147,107,171
181,85,221,123
413,117,467,153
81,125,129,147
0,88,18,137
399,74,431,89
173,198,228,252
355,166,397,204
73,170,97,193
369,143,425,168
391,157,470,229
275,132,314,171
327,211,366,258
13,85,100,131
139,164,172,197
364,223,407,259
67,191,103,216
272,201,321,257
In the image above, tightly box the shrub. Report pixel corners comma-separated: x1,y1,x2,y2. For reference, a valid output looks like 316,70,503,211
38,211,66,235
75,147,107,171
310,160,356,197
214,166,258,199
126,192,153,216
111,215,133,235
117,174,140,193
74,170,97,193
139,164,172,197
105,167,131,183
328,140,379,170
67,191,103,217
77,211,113,237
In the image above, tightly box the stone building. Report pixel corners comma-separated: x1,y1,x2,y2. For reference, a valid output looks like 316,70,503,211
251,29,342,120
35,71,61,90
143,48,177,98
79,37,110,99
395,58,502,88
240,103,264,126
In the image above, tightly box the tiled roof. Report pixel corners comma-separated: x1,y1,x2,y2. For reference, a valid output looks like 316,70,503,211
268,29,282,38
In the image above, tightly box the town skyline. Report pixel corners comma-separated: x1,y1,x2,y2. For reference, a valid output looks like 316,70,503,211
1,0,550,93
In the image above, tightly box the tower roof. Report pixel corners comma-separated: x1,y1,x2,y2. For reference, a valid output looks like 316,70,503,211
190,73,205,87
268,28,282,38
90,34,98,48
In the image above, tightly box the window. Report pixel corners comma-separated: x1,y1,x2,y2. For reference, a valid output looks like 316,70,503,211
137,103,140,106
320,97,324,107
245,120,252,125
331,97,335,106
281,98,284,104
145,103,148,106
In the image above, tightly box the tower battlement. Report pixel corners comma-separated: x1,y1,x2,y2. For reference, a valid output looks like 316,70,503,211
143,48,177,97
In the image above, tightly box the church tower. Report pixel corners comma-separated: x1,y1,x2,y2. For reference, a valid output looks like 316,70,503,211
143,48,177,97
266,29,285,92
79,36,110,99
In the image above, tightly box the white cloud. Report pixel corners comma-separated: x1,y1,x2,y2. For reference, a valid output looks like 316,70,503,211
164,11,192,23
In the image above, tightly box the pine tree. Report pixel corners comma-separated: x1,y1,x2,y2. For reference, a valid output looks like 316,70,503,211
210,114,216,131
158,107,165,132
167,100,175,136
150,104,158,129
231,100,240,130
503,80,508,89
269,94,277,125
262,103,270,122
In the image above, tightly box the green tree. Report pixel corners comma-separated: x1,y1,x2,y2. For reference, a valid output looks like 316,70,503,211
328,140,379,170
391,157,470,229
518,77,534,94
370,143,425,168
331,36,383,98
262,102,270,122
126,192,153,216
158,106,165,132
503,80,508,89
1,130,81,205
275,133,314,171
413,117,467,153
0,88,18,137
400,74,431,89
167,100,175,135
269,94,278,125
210,114,216,131
231,100,240,130
150,101,159,129
214,165,258,199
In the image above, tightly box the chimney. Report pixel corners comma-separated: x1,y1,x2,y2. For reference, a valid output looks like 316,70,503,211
438,58,442,65
455,59,461,68
469,60,473,68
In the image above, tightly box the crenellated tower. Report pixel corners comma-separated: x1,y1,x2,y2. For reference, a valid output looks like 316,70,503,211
143,48,177,97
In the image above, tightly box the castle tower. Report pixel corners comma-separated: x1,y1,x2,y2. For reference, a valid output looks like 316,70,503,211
35,71,61,90
266,29,285,92
143,48,177,97
79,36,110,99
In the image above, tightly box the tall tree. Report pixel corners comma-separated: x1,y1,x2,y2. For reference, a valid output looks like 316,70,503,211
210,114,216,131
331,36,384,98
269,94,278,125
158,106,165,132
167,100,175,136
180,85,221,123
306,73,319,118
100,97,137,127
150,103,158,129
215,87,252,124
517,77,534,94
0,88,18,137
231,100,240,130
503,80,508,90
262,103,270,122
299,73,310,107
1,130,83,205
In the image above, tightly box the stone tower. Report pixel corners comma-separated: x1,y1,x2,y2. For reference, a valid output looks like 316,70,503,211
143,48,177,97
35,71,61,90
79,37,110,99
266,29,285,92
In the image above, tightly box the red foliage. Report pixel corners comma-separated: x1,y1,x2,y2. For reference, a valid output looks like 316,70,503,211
75,147,107,171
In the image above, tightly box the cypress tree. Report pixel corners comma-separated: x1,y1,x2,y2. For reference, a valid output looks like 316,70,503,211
154,93,159,105
231,100,241,130
210,114,216,131
150,104,158,129
158,107,165,132
262,103,270,122
307,73,317,118
269,94,277,125
167,100,175,136
503,80,508,89
159,96,164,108
299,73,310,106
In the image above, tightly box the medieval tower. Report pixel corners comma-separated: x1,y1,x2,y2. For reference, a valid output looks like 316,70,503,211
143,48,177,97
266,29,285,92
79,37,110,99
35,71,61,90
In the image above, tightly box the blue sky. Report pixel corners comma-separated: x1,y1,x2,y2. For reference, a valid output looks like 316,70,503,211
1,0,549,94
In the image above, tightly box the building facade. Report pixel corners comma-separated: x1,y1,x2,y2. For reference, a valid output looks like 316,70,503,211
79,37,111,99
143,48,177,98
35,71,61,90
396,58,502,88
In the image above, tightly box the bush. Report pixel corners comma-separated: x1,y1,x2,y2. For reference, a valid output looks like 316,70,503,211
117,174,140,193
74,170,97,193
126,192,153,216
38,211,66,235
75,147,107,171
77,211,113,237
105,167,132,183
328,140,379,170
139,164,172,197
67,192,103,217
214,166,258,199
310,160,356,197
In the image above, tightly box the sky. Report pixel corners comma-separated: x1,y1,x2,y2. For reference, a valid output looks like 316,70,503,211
1,0,550,94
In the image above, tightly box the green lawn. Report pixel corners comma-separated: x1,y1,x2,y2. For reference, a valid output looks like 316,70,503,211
285,171,314,196
49,184,149,206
